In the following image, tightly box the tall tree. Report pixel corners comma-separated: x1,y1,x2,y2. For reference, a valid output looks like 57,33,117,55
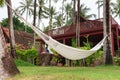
37,0,48,27
76,0,80,47
64,3,72,25
0,0,19,78
61,0,66,26
0,25,19,79
103,0,113,64
33,0,37,47
73,0,76,25
48,6,57,30
96,0,115,17
17,0,33,32
49,0,51,30
6,0,17,58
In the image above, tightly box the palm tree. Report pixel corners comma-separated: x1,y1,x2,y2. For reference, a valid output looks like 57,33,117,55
65,3,96,26
72,0,76,25
0,0,17,58
53,14,64,28
37,0,48,27
33,0,37,47
61,0,66,26
80,4,96,19
76,0,80,47
96,0,115,17
48,6,57,30
103,0,113,64
17,0,33,32
5,0,18,59
0,0,19,78
64,3,73,25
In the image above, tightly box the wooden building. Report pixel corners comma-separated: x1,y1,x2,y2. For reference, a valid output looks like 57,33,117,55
37,17,120,56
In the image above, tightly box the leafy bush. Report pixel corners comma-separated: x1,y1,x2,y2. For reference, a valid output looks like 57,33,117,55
114,56,120,65
0,16,34,33
16,49,27,61
72,35,103,66
25,47,38,59
16,47,38,64
118,36,120,40
50,37,103,66
50,48,59,62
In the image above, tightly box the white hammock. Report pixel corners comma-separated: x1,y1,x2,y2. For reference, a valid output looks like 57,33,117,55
21,18,106,60
5,1,107,60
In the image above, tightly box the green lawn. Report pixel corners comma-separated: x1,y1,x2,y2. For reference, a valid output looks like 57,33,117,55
7,65,120,80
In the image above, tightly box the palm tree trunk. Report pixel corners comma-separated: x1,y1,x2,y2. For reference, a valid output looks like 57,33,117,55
76,0,80,47
98,0,100,18
33,0,37,47
61,0,64,26
25,9,28,32
103,0,113,64
49,0,51,30
0,25,19,79
73,0,76,25
37,0,42,27
6,0,17,59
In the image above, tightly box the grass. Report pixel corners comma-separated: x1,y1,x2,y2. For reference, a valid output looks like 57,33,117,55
6,60,120,80
14,59,34,66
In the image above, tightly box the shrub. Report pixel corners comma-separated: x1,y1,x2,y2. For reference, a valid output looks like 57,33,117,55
16,47,38,64
114,56,120,65
72,35,103,66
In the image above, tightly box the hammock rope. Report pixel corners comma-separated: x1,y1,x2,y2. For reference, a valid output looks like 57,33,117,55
5,1,107,60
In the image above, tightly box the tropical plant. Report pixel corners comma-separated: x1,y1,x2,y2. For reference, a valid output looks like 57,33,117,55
118,36,120,40
16,47,38,64
64,2,96,26
72,35,103,66
61,0,67,26
16,0,33,32
53,14,64,28
114,56,120,65
0,0,4,7
80,4,96,19
0,16,34,33
37,0,48,27
64,3,73,25
46,6,57,30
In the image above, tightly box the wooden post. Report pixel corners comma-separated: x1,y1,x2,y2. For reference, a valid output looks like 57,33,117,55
111,32,114,56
